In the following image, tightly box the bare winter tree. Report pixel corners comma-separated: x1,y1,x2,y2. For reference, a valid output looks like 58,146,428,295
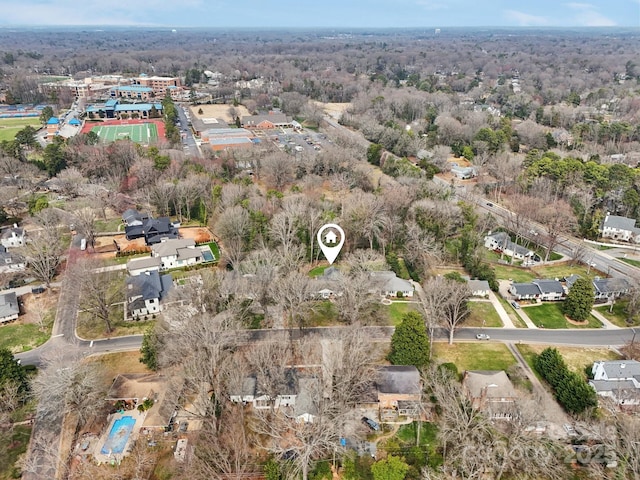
272,271,314,329
424,366,567,480
260,152,294,191
422,276,471,344
214,205,252,269
73,206,98,250
251,376,356,480
333,270,376,325
21,212,65,287
73,258,124,333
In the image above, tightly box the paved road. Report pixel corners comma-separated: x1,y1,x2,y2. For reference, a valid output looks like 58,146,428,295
177,104,200,157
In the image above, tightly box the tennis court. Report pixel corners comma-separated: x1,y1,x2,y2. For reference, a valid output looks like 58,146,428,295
90,123,158,144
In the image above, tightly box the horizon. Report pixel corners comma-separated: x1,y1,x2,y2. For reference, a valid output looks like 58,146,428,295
0,0,638,29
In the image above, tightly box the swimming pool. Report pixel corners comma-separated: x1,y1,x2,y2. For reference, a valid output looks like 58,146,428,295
100,415,136,455
201,249,214,262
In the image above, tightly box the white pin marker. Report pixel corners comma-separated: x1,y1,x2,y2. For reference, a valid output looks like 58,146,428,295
317,224,345,265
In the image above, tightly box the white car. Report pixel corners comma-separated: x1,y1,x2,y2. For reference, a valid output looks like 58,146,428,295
476,333,490,340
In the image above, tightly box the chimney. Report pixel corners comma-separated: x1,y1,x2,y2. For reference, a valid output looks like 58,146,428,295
13,223,17,229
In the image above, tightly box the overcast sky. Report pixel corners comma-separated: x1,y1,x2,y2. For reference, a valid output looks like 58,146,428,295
0,0,638,28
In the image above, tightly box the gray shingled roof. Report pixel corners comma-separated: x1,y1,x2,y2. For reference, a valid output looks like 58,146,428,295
603,214,637,231
126,271,172,301
468,280,491,293
590,379,638,393
376,366,421,395
533,279,564,294
0,292,19,319
593,277,631,295
511,283,541,296
601,360,640,379
151,238,196,258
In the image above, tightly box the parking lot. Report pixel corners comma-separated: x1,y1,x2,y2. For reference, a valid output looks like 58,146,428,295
260,127,330,155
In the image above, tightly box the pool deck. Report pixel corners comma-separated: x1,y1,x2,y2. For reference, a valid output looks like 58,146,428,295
93,410,146,464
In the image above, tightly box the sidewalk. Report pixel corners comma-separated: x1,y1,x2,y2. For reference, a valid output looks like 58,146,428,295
486,291,516,328
590,308,620,329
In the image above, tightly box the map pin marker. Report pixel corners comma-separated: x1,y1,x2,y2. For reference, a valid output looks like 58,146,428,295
317,224,345,265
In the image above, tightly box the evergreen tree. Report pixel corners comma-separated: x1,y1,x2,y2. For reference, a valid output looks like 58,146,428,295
387,311,429,369
563,277,594,321
371,456,409,480
139,329,159,371
0,348,29,398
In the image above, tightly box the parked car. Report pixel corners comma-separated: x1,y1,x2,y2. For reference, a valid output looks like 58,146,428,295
476,333,490,340
486,202,494,207
31,286,46,294
361,416,380,431
510,300,520,309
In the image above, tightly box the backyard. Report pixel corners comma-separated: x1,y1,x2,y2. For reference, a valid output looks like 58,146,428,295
432,343,517,371
491,264,536,283
76,306,155,339
465,301,502,327
523,302,602,329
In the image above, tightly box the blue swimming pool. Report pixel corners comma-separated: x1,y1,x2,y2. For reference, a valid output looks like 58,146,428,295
202,249,214,262
100,415,136,455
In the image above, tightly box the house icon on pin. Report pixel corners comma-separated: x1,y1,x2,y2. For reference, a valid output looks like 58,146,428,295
324,230,338,244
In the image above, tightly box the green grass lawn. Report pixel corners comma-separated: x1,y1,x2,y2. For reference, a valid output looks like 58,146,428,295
307,300,339,326
76,304,155,339
0,322,52,353
465,301,503,327
387,422,442,469
0,425,31,479
517,344,621,376
595,301,639,327
386,302,420,326
432,343,517,371
621,258,640,268
491,264,536,282
207,241,220,261
531,263,599,280
309,265,329,277
0,117,41,142
523,302,602,329
95,218,123,232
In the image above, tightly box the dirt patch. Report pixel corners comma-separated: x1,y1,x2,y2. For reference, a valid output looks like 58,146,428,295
313,101,351,120
565,316,589,326
20,289,59,325
190,104,251,124
179,226,215,243
86,351,151,377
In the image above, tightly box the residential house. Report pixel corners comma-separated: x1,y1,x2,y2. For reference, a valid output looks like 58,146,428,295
370,271,414,298
590,360,640,406
376,366,422,419
314,265,343,299
463,370,518,419
468,279,491,297
229,369,299,410
450,163,478,180
126,270,172,319
241,112,291,130
0,246,25,273
484,232,535,261
566,275,631,301
509,283,541,301
122,209,149,227
593,277,631,301
126,256,162,276
0,292,19,323
532,279,564,301
600,214,640,243
125,216,179,245
151,238,202,270
1,225,26,248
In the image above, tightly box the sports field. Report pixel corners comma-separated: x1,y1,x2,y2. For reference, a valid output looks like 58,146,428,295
0,117,41,142
90,123,158,144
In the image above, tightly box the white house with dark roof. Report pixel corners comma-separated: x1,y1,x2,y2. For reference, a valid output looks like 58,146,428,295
532,279,564,301
600,214,640,243
484,232,535,261
593,277,631,301
0,246,25,273
509,282,541,300
1,225,26,248
590,360,640,406
126,270,172,319
0,292,19,323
